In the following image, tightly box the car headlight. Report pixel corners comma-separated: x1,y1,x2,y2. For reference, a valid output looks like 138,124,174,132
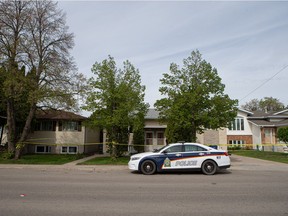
131,157,141,161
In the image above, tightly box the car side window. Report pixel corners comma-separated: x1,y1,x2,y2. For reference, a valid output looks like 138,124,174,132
164,145,183,153
185,145,207,152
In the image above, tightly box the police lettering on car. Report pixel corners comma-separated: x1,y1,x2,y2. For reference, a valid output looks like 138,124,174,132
128,142,230,175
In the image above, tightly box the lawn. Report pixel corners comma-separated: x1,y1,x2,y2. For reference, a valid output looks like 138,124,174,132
0,153,84,165
79,156,129,165
231,150,288,164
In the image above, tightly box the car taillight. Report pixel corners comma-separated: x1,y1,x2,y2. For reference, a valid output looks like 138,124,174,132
223,152,229,156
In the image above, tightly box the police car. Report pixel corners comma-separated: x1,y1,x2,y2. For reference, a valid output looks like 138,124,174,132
128,142,230,175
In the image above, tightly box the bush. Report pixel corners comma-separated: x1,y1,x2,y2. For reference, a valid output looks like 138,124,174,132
1,151,14,160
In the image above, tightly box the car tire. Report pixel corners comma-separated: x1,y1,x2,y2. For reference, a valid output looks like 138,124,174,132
140,160,156,175
201,160,217,175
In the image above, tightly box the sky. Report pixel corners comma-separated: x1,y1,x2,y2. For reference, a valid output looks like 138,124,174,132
57,1,288,114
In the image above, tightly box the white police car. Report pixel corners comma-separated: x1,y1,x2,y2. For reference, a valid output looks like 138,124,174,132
128,142,230,175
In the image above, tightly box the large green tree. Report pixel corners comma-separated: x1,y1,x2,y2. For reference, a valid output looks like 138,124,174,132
0,1,84,159
155,50,238,143
84,56,148,157
241,97,285,112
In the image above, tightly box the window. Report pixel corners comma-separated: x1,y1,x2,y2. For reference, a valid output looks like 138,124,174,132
61,146,78,154
157,132,164,145
185,145,207,152
229,140,245,145
229,117,244,131
165,145,183,153
35,121,56,131
145,132,153,145
36,145,51,153
59,121,81,131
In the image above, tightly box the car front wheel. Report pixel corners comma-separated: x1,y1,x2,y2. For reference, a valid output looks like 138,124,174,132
140,160,156,175
201,160,217,175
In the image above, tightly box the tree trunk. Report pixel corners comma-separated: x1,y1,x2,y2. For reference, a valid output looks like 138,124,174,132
14,103,37,159
7,100,16,153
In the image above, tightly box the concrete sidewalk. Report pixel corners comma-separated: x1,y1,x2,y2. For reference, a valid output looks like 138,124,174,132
0,154,127,172
63,154,107,166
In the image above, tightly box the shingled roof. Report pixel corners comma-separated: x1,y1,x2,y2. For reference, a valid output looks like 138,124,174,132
35,110,86,121
145,109,160,119
247,109,288,127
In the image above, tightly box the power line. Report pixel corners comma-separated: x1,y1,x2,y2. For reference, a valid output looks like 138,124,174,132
239,64,288,102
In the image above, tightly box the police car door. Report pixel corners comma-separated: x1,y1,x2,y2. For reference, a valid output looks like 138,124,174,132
161,145,184,170
181,144,207,169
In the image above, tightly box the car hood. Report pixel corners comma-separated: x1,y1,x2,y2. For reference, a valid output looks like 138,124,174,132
131,152,158,158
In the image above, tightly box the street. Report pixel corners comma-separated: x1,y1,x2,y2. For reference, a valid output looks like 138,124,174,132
0,156,288,216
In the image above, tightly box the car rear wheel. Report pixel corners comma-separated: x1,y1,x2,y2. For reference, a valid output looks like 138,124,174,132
201,160,217,175
141,160,156,175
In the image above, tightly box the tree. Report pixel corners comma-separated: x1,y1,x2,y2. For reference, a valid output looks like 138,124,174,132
259,97,284,112
155,50,238,143
83,56,148,158
241,97,285,112
241,99,260,111
277,127,288,144
0,1,84,159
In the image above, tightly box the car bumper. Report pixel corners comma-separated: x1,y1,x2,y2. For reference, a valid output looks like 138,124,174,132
128,160,139,171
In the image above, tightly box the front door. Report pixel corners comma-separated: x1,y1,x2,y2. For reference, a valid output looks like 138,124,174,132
264,128,273,144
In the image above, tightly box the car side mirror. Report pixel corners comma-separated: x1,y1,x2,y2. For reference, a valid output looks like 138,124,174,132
162,150,168,154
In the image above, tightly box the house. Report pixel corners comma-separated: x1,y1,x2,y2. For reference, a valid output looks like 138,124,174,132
142,108,288,153
142,109,227,151
143,109,167,152
227,109,254,148
226,108,288,152
247,109,288,151
26,110,101,154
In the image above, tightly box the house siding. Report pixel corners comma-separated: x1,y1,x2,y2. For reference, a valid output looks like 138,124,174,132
27,118,100,154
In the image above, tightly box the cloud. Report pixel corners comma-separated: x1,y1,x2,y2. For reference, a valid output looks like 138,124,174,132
58,1,288,107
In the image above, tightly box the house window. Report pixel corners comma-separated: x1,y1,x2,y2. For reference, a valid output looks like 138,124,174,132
61,146,78,154
229,117,244,131
145,132,153,145
229,140,245,145
35,120,56,131
157,132,164,145
59,121,81,131
36,145,51,153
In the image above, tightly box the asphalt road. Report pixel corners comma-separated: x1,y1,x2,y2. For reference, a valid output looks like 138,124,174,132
0,156,287,216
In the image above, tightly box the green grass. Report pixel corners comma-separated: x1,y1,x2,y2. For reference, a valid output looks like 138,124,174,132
0,153,84,165
79,156,129,165
231,150,288,164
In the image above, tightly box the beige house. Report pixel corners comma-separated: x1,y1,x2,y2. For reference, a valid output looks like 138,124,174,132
142,109,227,152
26,110,101,154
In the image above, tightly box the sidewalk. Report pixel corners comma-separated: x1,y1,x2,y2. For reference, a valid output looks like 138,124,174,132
0,154,127,172
63,154,106,166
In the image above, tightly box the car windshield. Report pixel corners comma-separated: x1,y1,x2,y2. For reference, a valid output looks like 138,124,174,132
153,145,168,153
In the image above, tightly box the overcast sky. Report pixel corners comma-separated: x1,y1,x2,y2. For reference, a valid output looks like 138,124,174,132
58,1,288,112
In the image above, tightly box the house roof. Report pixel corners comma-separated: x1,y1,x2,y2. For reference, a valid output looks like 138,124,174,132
248,119,288,127
145,109,160,119
36,110,86,121
237,108,254,116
